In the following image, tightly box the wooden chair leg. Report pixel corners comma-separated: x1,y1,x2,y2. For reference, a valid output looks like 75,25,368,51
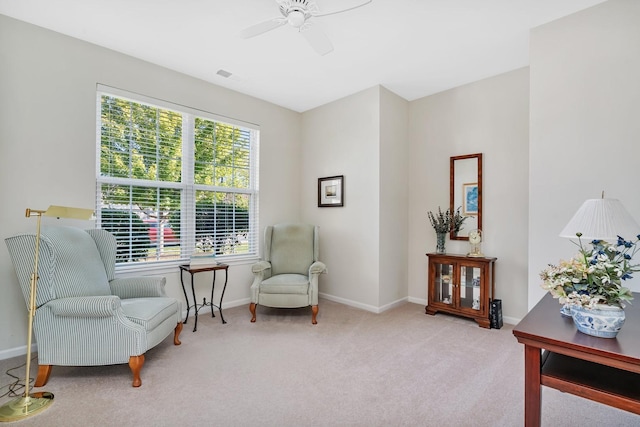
312,305,318,325
34,364,52,387
129,355,145,387
174,322,183,345
250,303,257,322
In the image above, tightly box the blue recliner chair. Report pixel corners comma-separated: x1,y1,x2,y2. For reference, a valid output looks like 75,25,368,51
5,226,182,387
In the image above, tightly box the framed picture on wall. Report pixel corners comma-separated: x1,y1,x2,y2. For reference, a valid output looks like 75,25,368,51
318,175,344,207
462,182,478,215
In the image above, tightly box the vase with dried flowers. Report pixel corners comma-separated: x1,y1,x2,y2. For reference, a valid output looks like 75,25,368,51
427,206,467,254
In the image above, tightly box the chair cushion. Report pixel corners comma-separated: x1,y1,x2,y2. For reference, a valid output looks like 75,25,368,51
41,226,111,298
269,224,314,276
260,274,310,295
121,297,179,332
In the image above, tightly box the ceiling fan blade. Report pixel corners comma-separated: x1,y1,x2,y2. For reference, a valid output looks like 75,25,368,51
301,25,333,56
239,18,286,39
313,0,372,17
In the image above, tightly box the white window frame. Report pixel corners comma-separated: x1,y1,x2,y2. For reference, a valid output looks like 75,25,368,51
96,84,260,273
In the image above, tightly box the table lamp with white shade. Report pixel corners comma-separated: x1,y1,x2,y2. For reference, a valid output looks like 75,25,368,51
559,195,640,242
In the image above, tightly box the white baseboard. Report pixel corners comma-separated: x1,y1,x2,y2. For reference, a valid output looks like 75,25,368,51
0,344,37,361
222,297,251,309
318,293,408,314
503,316,520,326
181,297,251,320
378,297,410,313
318,292,379,313
408,296,427,306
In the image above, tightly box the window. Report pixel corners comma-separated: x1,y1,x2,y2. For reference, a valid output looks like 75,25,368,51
96,86,259,268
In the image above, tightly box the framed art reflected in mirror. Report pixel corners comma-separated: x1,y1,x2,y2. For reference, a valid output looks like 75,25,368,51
318,175,344,207
462,182,479,216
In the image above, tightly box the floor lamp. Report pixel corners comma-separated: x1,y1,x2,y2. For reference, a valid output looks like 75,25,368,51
0,206,94,423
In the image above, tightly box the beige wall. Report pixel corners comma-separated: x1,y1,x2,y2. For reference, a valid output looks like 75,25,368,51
301,87,382,310
379,87,410,308
528,0,640,308
407,68,531,324
0,14,301,357
301,86,409,311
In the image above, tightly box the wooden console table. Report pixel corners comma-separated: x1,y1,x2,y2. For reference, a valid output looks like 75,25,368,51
513,293,640,426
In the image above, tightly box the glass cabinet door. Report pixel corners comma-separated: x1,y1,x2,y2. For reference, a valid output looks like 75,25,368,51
459,265,481,311
427,253,496,328
434,262,454,305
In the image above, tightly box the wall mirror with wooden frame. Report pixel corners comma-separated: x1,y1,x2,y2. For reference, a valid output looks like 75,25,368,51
450,153,482,240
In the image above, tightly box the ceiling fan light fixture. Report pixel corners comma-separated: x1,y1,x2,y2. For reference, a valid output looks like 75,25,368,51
287,10,306,28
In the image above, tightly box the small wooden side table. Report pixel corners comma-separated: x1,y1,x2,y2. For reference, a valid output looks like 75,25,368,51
179,263,229,332
513,292,640,426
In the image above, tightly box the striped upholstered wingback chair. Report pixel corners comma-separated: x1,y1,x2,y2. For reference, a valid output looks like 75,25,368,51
5,226,182,387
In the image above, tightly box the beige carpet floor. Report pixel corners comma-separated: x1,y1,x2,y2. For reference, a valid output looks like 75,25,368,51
0,300,638,426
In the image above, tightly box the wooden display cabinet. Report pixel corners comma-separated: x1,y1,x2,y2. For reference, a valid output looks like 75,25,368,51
425,253,497,328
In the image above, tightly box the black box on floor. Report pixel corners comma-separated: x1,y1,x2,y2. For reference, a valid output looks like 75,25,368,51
490,299,503,329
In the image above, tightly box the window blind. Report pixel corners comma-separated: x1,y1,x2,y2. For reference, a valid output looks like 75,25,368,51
96,86,259,267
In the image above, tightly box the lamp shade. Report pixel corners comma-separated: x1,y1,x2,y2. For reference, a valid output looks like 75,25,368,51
559,198,640,241
43,205,94,220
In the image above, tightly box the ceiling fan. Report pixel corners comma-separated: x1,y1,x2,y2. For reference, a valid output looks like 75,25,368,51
239,0,372,56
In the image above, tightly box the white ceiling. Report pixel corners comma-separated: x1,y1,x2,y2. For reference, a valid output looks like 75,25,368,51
0,0,606,112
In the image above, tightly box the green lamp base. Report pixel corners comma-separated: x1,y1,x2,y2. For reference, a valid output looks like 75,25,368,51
0,392,54,422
